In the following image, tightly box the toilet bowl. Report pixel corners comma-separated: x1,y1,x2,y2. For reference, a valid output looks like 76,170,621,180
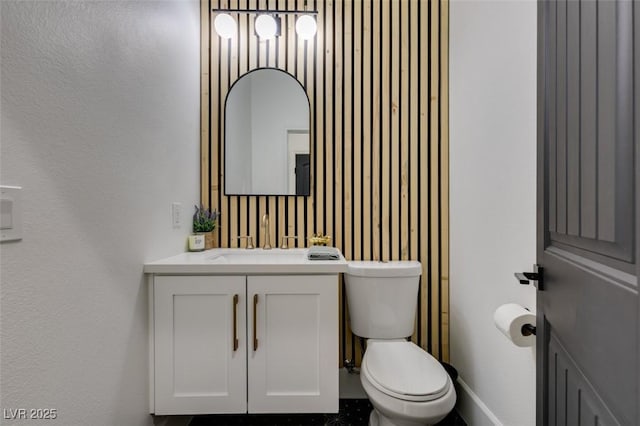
344,261,456,426
360,340,456,426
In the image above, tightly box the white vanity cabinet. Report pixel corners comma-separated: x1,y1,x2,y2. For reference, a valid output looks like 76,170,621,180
153,275,247,415
150,273,339,415
247,275,338,413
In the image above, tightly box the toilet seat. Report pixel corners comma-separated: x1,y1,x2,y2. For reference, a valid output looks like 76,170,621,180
362,341,450,402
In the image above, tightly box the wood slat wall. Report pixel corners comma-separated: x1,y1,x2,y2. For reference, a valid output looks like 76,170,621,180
200,0,450,363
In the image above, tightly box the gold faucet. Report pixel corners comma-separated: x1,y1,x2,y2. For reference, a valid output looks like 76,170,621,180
262,214,272,249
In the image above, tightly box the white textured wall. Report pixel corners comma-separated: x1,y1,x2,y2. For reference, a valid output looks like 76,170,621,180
450,1,537,425
0,1,200,425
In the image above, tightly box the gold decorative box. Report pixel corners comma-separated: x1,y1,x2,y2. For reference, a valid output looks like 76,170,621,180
308,233,331,246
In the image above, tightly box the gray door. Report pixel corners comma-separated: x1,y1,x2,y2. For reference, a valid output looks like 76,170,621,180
537,1,638,425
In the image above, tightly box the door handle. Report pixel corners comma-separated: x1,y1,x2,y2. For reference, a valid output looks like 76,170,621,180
514,265,544,290
232,294,239,351
253,294,259,351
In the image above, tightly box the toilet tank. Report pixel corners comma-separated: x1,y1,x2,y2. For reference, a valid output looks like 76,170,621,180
344,261,422,339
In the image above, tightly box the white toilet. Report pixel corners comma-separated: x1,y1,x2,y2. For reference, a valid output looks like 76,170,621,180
344,261,456,426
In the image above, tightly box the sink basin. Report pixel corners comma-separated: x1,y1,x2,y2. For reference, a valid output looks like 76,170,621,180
208,249,306,264
144,248,348,274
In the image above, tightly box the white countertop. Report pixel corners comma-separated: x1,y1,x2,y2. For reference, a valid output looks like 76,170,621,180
144,248,348,275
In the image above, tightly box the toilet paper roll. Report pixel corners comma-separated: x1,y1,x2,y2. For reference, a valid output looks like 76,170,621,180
493,303,536,347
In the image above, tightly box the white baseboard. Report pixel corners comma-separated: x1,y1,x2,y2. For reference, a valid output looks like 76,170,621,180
455,377,503,426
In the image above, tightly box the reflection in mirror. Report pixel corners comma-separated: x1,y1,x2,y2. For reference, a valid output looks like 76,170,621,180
225,68,310,196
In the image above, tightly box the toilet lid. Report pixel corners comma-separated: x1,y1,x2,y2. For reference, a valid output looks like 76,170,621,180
363,341,450,402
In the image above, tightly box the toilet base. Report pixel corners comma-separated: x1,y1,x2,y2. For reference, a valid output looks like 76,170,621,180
361,364,455,426
369,407,439,426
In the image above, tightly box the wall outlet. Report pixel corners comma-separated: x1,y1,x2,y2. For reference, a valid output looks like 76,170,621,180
171,203,182,228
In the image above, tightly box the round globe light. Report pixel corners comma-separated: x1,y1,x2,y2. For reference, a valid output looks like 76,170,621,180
295,15,317,40
214,13,236,39
255,14,278,39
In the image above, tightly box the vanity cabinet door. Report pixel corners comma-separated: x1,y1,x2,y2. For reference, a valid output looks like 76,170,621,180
154,275,247,415
247,275,338,413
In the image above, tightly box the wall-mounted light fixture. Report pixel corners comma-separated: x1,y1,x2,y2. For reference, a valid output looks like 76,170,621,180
212,7,317,40
254,14,280,39
214,13,237,39
295,14,317,40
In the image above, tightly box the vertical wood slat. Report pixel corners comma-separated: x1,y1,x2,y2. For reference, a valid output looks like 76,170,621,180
390,0,400,262
429,0,440,359
201,0,212,208
344,0,353,262
229,0,240,247
399,0,409,262
202,0,449,365
439,0,450,362
220,19,230,247
306,0,317,250
324,0,334,245
265,0,276,248
371,0,381,261
361,0,372,262
352,0,362,262
342,0,353,365
328,0,345,364
211,0,221,236
409,0,420,344
381,0,391,262
334,0,343,263
418,0,430,351
237,0,250,246
314,0,325,247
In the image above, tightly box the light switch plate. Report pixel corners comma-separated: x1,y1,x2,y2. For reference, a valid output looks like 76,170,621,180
171,202,181,228
1,186,22,242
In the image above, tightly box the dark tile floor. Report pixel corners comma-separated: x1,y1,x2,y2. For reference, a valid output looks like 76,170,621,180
189,399,467,426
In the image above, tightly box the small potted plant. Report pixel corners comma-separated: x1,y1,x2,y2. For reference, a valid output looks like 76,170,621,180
193,204,219,250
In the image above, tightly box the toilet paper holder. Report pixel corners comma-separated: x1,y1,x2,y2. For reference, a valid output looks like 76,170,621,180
521,323,536,336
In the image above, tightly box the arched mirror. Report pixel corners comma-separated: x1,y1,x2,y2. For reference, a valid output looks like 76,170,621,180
224,68,310,196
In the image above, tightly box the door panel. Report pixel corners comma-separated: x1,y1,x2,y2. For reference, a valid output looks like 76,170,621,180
543,247,636,422
538,0,638,425
544,0,634,265
247,275,338,413
547,335,618,426
172,294,233,395
154,275,247,415
264,293,321,394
